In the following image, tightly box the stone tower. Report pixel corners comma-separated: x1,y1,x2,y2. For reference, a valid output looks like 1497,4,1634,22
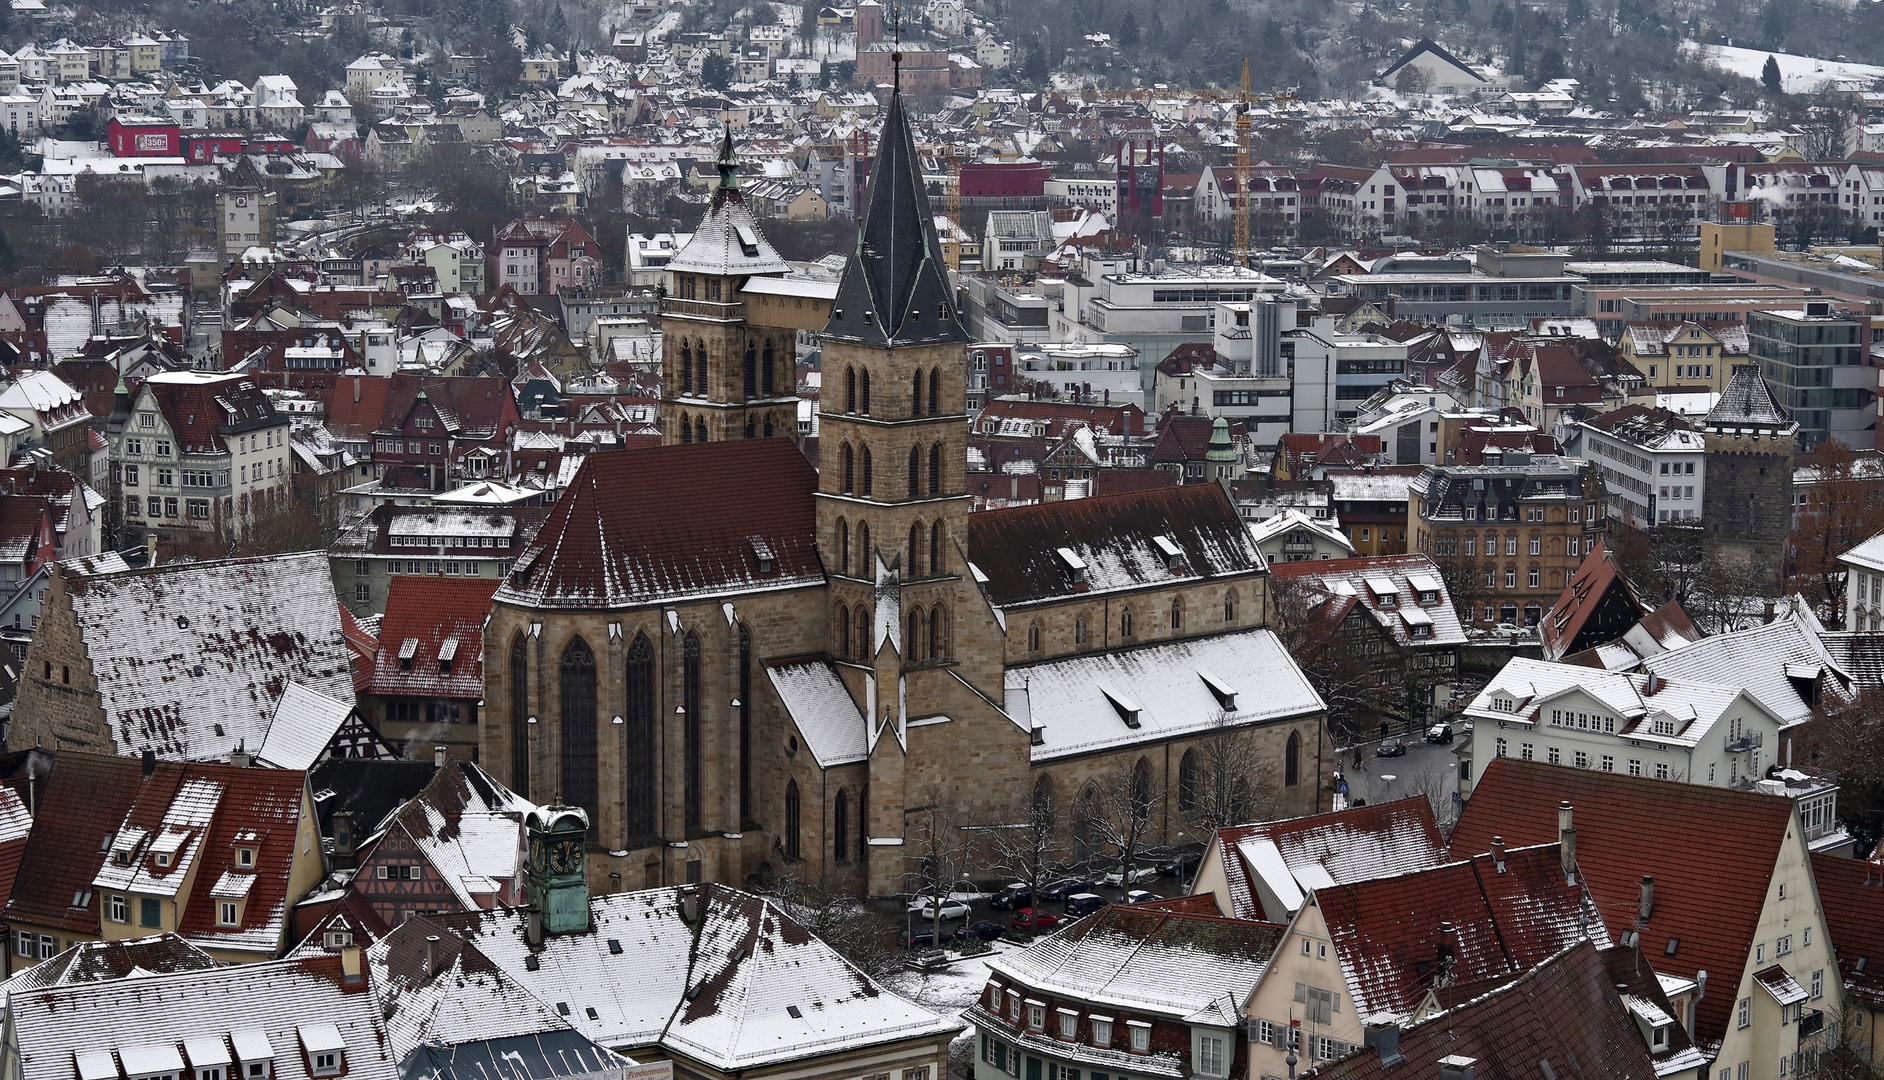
216,158,276,260
659,128,800,446
1701,364,1799,589
815,74,974,893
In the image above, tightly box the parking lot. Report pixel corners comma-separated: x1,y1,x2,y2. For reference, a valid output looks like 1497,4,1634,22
886,857,1200,950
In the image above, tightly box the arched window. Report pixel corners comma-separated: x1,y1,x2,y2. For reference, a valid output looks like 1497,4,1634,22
928,443,941,495
845,367,857,413
559,637,598,822
509,634,529,799
929,368,940,416
694,339,707,394
838,602,851,657
1170,597,1183,630
683,631,703,831
1130,758,1151,822
762,340,776,396
907,447,920,497
1027,622,1041,652
742,343,757,399
860,368,872,414
838,518,850,575
929,521,941,573
695,418,707,444
834,789,849,862
862,447,873,496
908,521,921,576
908,611,923,661
1074,613,1087,645
1121,608,1134,638
744,418,755,440
681,414,693,444
858,783,869,862
929,605,943,660
855,604,869,656
738,625,752,824
859,523,871,571
1285,730,1301,788
912,369,923,415
785,780,801,860
763,417,774,438
1224,590,1237,623
843,444,855,493
1032,773,1054,815
625,633,656,838
1178,749,1197,812
681,340,694,395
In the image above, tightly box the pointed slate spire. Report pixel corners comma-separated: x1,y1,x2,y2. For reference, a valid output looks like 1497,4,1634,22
822,87,967,349
716,122,739,192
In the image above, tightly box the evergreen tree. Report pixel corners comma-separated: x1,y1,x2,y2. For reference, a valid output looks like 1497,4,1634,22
1117,10,1138,47
1763,54,1783,95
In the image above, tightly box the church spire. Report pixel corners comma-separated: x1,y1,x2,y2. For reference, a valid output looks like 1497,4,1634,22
716,121,739,192
822,82,966,349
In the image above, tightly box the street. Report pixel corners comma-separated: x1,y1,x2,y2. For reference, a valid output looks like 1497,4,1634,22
1336,729,1464,819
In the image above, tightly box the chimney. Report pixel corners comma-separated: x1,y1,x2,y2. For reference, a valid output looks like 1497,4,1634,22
1764,600,1777,624
1362,1016,1404,1065
1558,800,1576,879
230,745,250,768
1490,835,1506,873
1644,671,1661,695
679,884,702,924
340,944,362,983
424,934,440,977
434,745,448,769
525,904,543,948
1639,875,1655,920
140,747,156,781
1435,921,1455,969
332,810,357,870
1437,1056,1477,1080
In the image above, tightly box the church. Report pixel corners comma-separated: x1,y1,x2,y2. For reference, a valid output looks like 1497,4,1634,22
479,78,1332,898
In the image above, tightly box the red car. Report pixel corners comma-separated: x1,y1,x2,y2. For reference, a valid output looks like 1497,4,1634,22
1012,907,1061,933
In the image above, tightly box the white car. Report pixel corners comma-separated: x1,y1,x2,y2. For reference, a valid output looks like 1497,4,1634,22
907,897,972,921
1100,866,1155,887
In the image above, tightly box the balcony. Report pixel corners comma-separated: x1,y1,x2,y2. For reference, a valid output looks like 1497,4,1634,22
1799,1009,1825,1039
1725,731,1764,754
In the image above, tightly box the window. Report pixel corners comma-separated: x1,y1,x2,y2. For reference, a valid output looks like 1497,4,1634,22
1777,935,1792,955
1091,1020,1112,1047
1120,609,1133,637
1028,1004,1046,1031
1812,969,1823,999
1058,1011,1077,1040
1601,755,1614,772
1629,759,1643,777
1738,998,1751,1029
218,901,238,926
1197,1035,1225,1076
1573,751,1588,768
1530,536,1541,555
312,1054,339,1078
1655,762,1670,780
140,897,161,928
1521,742,1533,760
109,894,127,922
1129,1023,1150,1052
1548,746,1561,765
126,464,139,486
38,934,55,959
12,930,29,957
560,638,599,823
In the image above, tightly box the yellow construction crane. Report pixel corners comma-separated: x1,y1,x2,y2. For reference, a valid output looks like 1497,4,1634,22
1233,57,1252,270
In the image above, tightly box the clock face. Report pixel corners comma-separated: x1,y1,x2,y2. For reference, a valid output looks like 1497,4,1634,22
529,838,548,875
548,839,582,875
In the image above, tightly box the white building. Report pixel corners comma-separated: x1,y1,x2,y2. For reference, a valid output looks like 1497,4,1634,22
115,371,292,545
1011,342,1140,402
1838,531,1884,631
1570,405,1707,527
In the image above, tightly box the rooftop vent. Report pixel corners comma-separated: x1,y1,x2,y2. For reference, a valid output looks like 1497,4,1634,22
1438,1056,1477,1080
749,536,776,575
1198,668,1237,711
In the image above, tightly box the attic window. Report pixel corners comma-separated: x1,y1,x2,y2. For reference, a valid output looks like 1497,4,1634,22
749,536,777,575
1153,534,1184,572
438,637,459,675
399,638,418,672
155,851,171,868
237,846,255,868
734,224,761,258
787,1005,803,1018
1099,682,1141,728
176,616,190,629
1199,668,1237,711
608,939,623,955
1056,546,1088,586
1665,937,1680,956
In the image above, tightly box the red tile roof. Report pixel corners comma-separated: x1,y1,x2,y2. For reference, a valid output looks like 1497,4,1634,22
1209,796,1447,921
504,439,822,609
1810,852,1884,1010
369,576,498,701
1452,757,1795,1051
1539,540,1638,660
5,752,144,933
976,398,1147,437
322,375,394,441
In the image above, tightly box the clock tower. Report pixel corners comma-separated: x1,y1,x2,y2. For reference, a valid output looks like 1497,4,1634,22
525,805,590,935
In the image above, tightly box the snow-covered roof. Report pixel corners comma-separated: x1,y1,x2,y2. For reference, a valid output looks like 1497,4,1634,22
256,682,355,771
766,660,868,766
1006,629,1323,762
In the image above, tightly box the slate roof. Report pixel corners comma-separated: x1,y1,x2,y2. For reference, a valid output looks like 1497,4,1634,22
984,905,1283,1019
823,86,967,349
1004,629,1323,762
1704,365,1793,430
1207,797,1447,921
7,954,396,1080
501,441,822,610
62,551,356,761
766,659,868,767
1809,852,1884,1010
5,751,145,933
666,131,792,279
967,485,1263,608
428,883,958,1065
1451,757,1796,1051
257,682,360,771
1267,554,1466,653
0,932,218,996
1313,841,1609,1020
1306,941,1658,1080
369,576,498,702
0,783,34,920
141,371,281,453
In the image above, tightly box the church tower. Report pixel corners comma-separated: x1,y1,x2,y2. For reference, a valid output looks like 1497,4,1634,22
659,129,800,445
815,71,973,893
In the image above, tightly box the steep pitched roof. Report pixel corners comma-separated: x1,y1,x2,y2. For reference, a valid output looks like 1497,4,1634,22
1540,540,1643,661
501,440,822,610
372,763,531,912
1451,757,1795,1051
1309,941,1658,1080
1810,851,1884,1011
1207,796,1447,921
967,485,1262,607
1704,365,1792,429
5,751,145,933
369,576,498,702
667,130,792,278
62,551,356,761
0,932,218,996
823,87,967,349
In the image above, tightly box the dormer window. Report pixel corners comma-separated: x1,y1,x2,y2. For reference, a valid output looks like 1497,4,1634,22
155,851,171,868
236,846,255,868
1153,534,1184,572
1652,1024,1670,1051
1056,547,1088,586
298,1025,346,1079
749,536,777,575
1127,1020,1152,1053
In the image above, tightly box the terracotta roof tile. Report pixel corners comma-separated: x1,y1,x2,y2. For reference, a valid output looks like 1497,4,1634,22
368,576,497,701
5,752,143,933
1811,852,1884,1010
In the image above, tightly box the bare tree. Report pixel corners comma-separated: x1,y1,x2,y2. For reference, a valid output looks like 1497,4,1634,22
978,776,1067,910
1270,572,1396,743
1077,757,1163,887
1181,711,1279,832
1790,439,1884,627
757,869,897,978
906,790,976,949
1402,765,1460,830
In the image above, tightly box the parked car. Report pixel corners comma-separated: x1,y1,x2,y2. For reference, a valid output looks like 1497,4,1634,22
906,897,972,921
1124,889,1161,905
1157,852,1201,879
954,920,1007,942
1011,907,1061,933
1037,878,1094,901
1425,723,1453,744
1064,892,1110,917
991,882,1032,910
897,928,939,949
1376,736,1406,757
1100,865,1156,887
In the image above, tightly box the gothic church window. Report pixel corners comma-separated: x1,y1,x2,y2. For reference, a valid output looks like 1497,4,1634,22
510,634,529,799
684,631,703,831
559,638,598,823
625,634,656,838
